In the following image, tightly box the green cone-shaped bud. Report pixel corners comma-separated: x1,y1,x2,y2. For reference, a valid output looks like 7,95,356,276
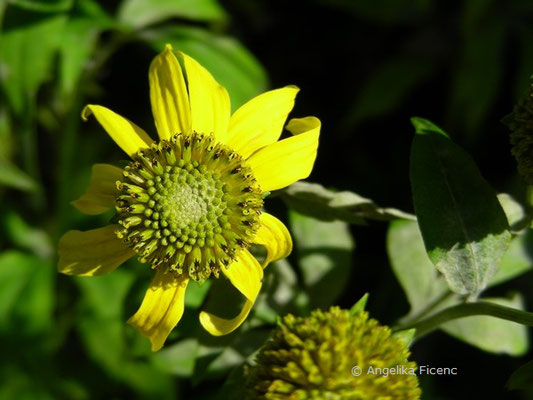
244,307,421,400
508,84,533,184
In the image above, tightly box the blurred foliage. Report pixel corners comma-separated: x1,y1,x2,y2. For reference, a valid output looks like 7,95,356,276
2,0,533,399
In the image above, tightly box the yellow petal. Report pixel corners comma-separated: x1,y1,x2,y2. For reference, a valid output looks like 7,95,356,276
254,212,293,268
149,44,191,140
128,270,189,351
199,299,255,337
71,164,123,215
199,249,262,336
82,105,153,157
58,225,135,276
179,52,230,142
226,86,299,158
247,116,320,192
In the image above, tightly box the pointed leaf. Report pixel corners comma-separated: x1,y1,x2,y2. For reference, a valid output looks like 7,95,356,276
410,118,511,297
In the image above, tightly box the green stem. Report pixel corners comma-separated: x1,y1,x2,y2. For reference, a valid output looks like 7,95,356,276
394,301,533,338
397,291,454,326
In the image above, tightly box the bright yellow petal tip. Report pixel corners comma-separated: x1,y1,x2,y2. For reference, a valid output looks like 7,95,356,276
254,213,293,268
127,270,189,351
247,116,321,192
81,104,153,157
199,250,263,336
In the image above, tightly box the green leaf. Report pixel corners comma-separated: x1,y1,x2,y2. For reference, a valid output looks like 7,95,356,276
0,251,54,335
388,220,533,313
387,220,448,314
392,329,416,347
184,279,212,308
0,10,66,115
0,159,38,191
151,338,198,376
497,193,530,233
343,56,436,128
409,117,511,298
118,0,226,29
58,0,114,99
289,211,355,309
507,359,533,390
491,231,533,287
254,259,299,324
0,211,53,258
8,0,73,13
143,25,267,110
440,295,528,356
75,270,174,396
350,293,369,315
282,181,415,225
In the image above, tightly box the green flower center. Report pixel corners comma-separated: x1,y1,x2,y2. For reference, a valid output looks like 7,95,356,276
115,132,263,281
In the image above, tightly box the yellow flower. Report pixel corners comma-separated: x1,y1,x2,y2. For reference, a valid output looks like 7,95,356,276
58,44,321,351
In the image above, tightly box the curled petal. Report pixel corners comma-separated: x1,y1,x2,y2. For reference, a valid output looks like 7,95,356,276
247,117,321,192
128,270,189,351
58,225,135,276
82,105,153,157
150,44,191,140
199,249,262,336
179,51,230,142
254,212,292,268
72,164,123,215
227,86,299,158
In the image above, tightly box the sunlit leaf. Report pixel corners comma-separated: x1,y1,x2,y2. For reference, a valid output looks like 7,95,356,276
387,220,448,314
151,338,198,376
289,211,355,309
254,259,299,324
440,294,528,356
118,0,226,29
491,231,533,287
410,117,511,297
497,193,530,233
8,0,73,13
282,181,415,225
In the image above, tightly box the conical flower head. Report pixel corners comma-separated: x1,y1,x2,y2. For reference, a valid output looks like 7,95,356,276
245,307,421,400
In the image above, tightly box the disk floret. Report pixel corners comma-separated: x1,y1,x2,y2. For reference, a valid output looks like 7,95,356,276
115,132,263,281
245,307,421,400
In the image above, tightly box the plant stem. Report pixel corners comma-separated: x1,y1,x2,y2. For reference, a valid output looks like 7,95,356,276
393,301,533,338
397,291,454,326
